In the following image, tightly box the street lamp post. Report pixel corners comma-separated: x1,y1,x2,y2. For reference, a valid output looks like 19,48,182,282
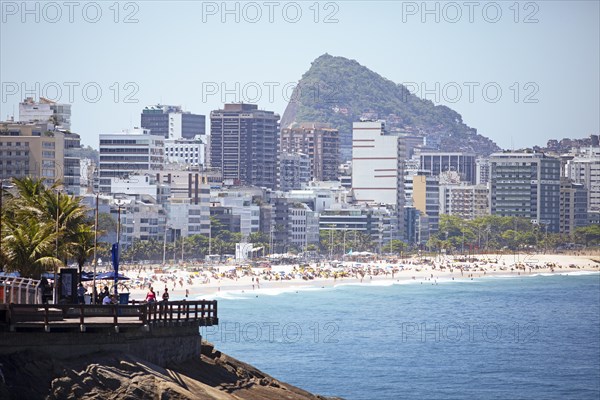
53,188,61,304
208,224,212,257
114,201,124,296
162,226,169,266
0,180,5,271
92,193,99,303
172,229,177,264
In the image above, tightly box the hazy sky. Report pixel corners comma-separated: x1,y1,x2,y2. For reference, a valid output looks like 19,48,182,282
1,1,598,149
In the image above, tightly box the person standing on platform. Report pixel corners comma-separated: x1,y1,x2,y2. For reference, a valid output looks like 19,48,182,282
145,287,156,303
77,283,86,304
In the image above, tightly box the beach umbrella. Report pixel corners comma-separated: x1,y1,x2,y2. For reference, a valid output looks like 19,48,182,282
96,271,131,281
80,271,96,281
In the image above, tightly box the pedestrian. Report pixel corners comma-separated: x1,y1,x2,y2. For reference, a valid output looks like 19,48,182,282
99,286,109,304
162,287,169,302
145,287,156,303
102,294,114,305
77,283,86,304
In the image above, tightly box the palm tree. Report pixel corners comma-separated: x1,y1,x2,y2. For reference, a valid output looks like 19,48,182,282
2,217,61,279
70,223,96,280
8,177,91,276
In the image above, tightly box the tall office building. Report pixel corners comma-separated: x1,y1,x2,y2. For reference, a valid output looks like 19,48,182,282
210,103,280,189
19,97,71,130
280,123,339,181
0,122,80,194
98,128,165,194
489,152,561,232
141,105,205,140
417,152,477,184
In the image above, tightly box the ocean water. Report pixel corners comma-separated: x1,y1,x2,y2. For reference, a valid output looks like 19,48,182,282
201,273,600,400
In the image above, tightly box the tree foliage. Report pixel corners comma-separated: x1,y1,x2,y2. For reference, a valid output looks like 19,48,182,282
0,177,93,278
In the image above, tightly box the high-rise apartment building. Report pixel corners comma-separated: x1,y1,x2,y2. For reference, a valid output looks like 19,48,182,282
352,120,400,206
279,152,311,191
439,184,489,220
0,121,80,194
412,174,440,236
417,152,477,184
210,103,279,189
141,105,205,140
164,137,206,166
476,158,491,185
19,97,71,130
489,152,561,232
98,128,165,194
280,123,339,181
564,149,600,214
559,178,588,235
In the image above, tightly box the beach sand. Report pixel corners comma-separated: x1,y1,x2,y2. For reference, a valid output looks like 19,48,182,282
94,253,600,302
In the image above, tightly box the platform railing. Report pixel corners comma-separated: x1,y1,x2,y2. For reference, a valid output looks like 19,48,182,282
6,300,218,331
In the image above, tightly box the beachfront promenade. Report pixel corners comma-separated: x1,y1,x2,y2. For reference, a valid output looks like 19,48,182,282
1,300,218,333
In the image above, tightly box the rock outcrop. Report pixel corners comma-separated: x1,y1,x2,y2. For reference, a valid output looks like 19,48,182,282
0,342,342,400
281,53,501,160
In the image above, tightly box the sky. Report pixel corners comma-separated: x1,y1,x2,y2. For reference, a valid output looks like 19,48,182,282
1,1,599,150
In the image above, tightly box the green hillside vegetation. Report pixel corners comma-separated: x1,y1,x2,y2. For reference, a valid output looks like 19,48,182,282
281,54,500,157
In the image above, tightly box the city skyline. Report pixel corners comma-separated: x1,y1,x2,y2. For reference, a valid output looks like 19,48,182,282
1,1,598,149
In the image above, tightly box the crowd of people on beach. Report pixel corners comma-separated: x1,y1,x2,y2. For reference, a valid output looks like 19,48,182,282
74,253,599,301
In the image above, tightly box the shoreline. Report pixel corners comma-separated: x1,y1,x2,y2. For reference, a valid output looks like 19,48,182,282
97,253,600,302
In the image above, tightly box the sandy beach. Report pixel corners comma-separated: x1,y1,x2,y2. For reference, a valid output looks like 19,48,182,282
86,253,600,303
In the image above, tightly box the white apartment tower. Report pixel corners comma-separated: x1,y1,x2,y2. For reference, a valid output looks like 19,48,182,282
98,128,165,194
352,120,400,206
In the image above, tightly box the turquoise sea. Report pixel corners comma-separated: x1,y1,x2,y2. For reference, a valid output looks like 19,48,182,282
201,273,600,400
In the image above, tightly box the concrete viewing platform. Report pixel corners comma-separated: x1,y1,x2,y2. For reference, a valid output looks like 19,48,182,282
0,300,218,333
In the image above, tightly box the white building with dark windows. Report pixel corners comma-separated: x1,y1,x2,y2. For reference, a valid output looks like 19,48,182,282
352,120,400,206
98,128,165,194
19,97,71,130
439,184,489,220
164,137,206,166
160,169,211,237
